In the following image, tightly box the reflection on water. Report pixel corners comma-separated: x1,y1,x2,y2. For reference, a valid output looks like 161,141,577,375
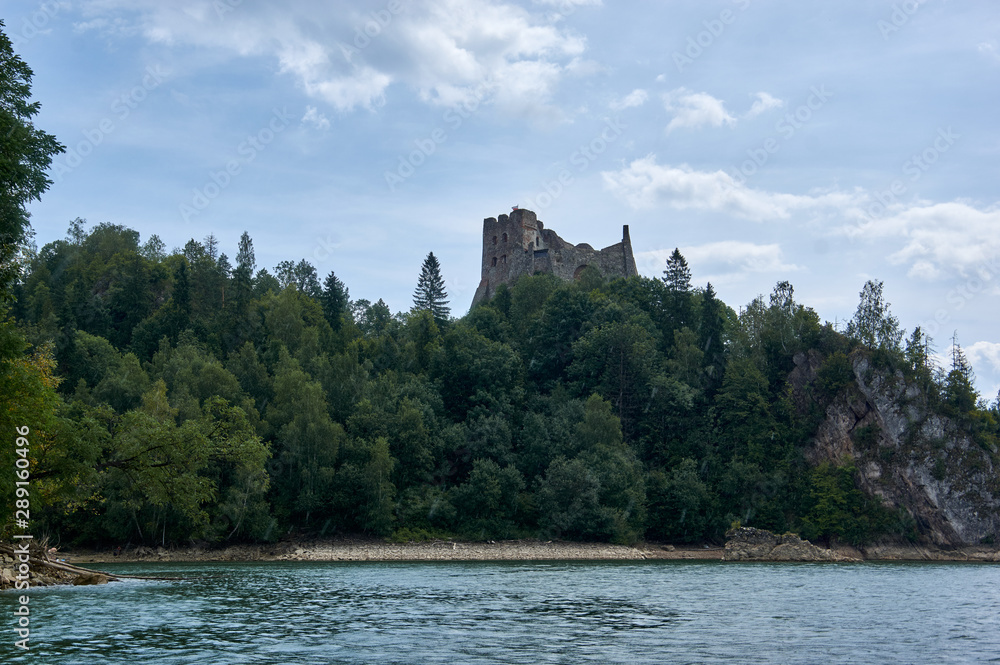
2,560,999,664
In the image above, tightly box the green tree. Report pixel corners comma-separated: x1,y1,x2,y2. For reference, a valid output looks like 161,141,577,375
265,353,343,523
698,282,727,390
0,20,64,300
945,333,978,413
233,231,256,308
799,463,890,546
570,316,660,438
413,251,450,324
537,395,645,543
525,286,594,386
452,459,525,539
333,436,396,536
646,458,714,542
904,326,934,387
846,279,903,353
320,270,350,331
432,324,523,422
662,248,693,336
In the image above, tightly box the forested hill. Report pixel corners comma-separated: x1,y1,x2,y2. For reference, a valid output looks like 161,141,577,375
4,222,1000,548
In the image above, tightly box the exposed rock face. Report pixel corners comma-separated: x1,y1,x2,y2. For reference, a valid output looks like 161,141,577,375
722,527,859,562
795,352,1000,547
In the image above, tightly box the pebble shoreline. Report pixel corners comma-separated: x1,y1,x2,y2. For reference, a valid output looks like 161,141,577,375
65,539,724,564
54,538,1000,566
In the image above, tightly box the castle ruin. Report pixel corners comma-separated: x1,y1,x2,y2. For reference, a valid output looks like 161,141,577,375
472,208,638,306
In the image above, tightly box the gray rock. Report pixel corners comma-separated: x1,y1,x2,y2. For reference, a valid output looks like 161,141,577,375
723,527,859,562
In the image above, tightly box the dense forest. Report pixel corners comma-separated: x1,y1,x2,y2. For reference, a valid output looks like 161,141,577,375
4,217,998,548
2,22,998,550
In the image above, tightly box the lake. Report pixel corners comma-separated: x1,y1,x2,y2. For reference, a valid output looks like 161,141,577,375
2,560,999,664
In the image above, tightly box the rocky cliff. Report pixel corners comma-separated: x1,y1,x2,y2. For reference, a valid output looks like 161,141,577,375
789,351,1000,547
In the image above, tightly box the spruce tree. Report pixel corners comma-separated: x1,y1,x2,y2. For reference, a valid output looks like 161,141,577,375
945,332,978,412
663,248,691,294
233,231,256,306
699,282,726,388
661,248,693,337
413,251,450,324
321,270,350,331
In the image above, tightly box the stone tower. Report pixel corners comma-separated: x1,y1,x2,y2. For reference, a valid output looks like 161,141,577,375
471,208,638,306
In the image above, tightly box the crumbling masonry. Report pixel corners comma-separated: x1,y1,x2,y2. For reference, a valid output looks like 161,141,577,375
472,208,638,306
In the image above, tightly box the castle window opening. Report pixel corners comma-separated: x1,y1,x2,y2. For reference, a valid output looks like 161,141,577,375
492,236,497,245
501,255,506,264
492,257,497,267
502,233,508,243
535,237,539,247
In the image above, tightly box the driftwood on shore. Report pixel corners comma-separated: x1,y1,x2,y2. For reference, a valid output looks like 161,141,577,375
0,543,116,588
0,543,189,588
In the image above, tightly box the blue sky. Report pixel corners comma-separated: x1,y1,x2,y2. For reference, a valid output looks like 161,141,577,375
8,0,1000,399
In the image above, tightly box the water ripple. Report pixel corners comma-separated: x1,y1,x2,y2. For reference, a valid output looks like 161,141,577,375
1,560,998,664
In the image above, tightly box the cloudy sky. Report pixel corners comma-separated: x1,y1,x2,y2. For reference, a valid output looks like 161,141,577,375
8,0,1000,399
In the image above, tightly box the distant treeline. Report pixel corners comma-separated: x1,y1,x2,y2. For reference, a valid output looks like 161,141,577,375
3,220,999,548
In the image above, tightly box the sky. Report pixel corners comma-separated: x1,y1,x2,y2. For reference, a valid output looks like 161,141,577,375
7,0,1000,400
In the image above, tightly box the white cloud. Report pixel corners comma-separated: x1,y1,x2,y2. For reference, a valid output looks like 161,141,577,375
851,201,1000,281
967,341,1000,374
745,91,783,118
301,105,330,130
610,88,647,110
605,157,1000,285
663,88,736,133
601,156,859,221
978,41,1000,64
638,241,799,277
681,241,801,273
77,0,590,117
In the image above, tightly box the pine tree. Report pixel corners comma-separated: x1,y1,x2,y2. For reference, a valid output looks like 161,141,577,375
321,271,350,331
945,332,978,412
663,248,691,294
905,326,934,386
661,248,693,338
699,282,726,387
233,231,255,309
413,252,450,324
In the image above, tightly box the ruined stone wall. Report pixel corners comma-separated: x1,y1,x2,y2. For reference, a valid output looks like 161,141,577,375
472,209,638,306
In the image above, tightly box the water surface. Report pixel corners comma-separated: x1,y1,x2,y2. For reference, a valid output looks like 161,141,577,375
2,560,998,664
